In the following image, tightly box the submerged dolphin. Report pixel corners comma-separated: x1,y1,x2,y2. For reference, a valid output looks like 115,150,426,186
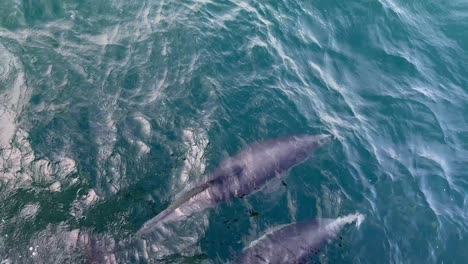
137,134,334,237
237,213,365,264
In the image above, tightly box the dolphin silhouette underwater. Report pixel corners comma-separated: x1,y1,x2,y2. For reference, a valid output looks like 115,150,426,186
137,134,334,237
236,213,365,264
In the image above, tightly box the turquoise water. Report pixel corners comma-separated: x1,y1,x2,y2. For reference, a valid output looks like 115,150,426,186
1,0,467,263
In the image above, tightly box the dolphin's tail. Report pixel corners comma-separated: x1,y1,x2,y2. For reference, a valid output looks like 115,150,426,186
135,207,176,237
136,182,212,238
135,209,183,238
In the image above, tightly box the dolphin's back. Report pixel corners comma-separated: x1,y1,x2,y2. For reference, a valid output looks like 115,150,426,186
237,213,364,264
219,134,334,199
237,221,323,264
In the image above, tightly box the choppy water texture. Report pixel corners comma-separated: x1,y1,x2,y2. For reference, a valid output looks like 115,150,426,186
1,0,467,263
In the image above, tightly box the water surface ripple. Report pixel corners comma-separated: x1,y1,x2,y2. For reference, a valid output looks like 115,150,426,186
1,0,467,263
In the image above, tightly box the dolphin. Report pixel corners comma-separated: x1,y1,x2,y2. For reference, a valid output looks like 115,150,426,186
136,134,334,237
236,213,365,264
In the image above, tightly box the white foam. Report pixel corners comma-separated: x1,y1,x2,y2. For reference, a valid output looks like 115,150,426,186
154,0,166,25
80,25,120,46
0,45,77,192
19,204,40,220
247,36,268,50
0,45,28,147
326,213,366,234
85,189,99,205
298,28,322,47
135,140,151,155
187,0,213,12
287,190,297,222
49,181,62,192
133,115,152,138
57,158,77,179
161,40,169,56
177,129,209,186
145,67,167,104
68,229,80,247
92,111,119,194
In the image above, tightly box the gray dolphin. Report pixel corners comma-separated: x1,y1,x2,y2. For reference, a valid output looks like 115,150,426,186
237,213,365,264
137,134,334,237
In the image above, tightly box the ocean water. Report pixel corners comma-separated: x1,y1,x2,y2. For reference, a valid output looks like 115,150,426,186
1,0,467,263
